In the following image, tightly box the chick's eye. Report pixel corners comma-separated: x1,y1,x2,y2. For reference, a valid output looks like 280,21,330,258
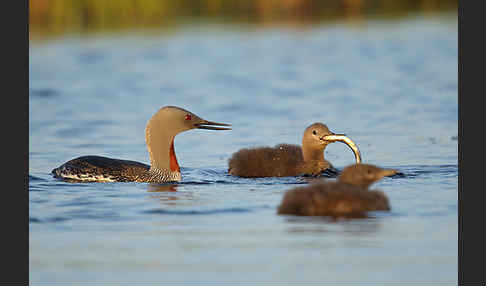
185,114,192,121
312,130,317,135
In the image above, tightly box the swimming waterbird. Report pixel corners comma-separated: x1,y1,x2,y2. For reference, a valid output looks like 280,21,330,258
228,123,361,178
52,106,231,183
277,163,397,217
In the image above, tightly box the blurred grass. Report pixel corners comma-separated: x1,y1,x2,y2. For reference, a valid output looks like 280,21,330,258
30,0,457,38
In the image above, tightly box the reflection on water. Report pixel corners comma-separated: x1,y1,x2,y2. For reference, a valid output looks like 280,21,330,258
147,183,178,193
283,215,382,235
29,14,457,286
147,184,182,207
141,207,254,215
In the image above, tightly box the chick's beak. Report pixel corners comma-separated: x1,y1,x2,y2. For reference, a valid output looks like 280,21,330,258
380,169,399,177
379,168,405,178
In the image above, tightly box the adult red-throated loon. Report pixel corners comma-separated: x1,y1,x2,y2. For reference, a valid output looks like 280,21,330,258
52,106,231,183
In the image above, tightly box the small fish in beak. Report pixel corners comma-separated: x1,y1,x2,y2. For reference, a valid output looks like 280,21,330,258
321,133,362,164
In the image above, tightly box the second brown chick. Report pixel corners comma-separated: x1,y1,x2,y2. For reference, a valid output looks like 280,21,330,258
277,164,398,217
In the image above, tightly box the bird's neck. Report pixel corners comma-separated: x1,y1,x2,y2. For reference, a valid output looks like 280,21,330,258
302,142,326,163
168,139,180,172
339,177,371,189
145,124,180,175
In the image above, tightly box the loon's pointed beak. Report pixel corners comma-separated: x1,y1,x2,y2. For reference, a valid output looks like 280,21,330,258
379,169,399,177
379,168,406,178
321,133,362,164
194,120,232,130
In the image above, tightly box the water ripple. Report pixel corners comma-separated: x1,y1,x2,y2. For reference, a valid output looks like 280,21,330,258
396,164,458,178
29,175,46,182
142,205,272,215
141,207,252,215
29,88,58,97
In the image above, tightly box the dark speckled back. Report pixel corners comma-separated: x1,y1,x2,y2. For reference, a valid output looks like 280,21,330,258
52,155,150,182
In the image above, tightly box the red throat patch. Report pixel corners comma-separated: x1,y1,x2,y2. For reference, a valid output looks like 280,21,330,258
169,139,180,172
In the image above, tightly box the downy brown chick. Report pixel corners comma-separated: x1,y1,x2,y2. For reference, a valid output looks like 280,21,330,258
277,164,398,217
228,123,361,178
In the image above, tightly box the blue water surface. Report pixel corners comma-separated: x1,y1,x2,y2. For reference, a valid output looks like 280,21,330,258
29,14,458,286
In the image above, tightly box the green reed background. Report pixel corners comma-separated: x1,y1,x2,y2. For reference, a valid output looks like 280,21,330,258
30,0,457,37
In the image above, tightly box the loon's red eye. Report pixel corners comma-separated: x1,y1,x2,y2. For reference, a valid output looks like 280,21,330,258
185,114,192,121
